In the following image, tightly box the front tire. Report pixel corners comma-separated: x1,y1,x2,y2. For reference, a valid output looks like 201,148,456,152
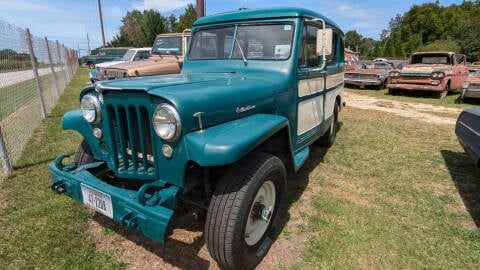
437,84,449,99
205,152,286,269
74,140,93,166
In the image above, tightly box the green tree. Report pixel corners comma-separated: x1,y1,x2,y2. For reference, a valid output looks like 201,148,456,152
175,3,197,32
345,30,362,52
167,14,178,33
141,9,168,45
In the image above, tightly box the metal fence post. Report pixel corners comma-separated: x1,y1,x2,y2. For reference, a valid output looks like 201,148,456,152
0,126,12,174
56,40,66,87
26,28,46,119
45,37,60,100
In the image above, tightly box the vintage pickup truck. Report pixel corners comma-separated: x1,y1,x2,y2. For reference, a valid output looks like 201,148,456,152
102,32,190,80
387,51,469,98
50,8,345,269
82,47,131,69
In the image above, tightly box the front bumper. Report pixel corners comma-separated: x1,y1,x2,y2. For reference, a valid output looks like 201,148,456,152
387,82,444,92
462,88,480,99
344,79,382,86
49,155,179,244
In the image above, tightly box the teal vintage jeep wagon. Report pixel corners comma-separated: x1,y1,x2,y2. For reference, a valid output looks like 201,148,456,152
50,7,345,269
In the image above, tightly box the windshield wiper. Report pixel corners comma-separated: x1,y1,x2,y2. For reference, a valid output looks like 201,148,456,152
235,38,248,66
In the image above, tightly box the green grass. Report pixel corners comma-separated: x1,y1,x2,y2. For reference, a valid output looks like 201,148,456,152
0,67,125,269
346,87,480,108
291,108,480,269
0,72,64,120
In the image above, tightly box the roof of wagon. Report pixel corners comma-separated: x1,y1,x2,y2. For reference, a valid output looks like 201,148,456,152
193,7,342,32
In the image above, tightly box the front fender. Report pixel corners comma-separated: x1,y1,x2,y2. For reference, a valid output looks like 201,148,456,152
62,110,105,160
185,114,288,166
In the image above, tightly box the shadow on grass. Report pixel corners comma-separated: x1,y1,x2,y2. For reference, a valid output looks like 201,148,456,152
441,150,480,228
91,123,341,269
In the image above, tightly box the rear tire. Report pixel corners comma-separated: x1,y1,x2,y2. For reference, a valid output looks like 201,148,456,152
318,101,339,147
74,140,93,166
205,152,286,270
88,62,95,69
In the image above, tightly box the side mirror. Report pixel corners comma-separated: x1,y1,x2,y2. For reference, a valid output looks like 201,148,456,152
316,28,332,56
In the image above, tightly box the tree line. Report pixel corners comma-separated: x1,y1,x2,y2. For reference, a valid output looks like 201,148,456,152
345,0,480,61
91,4,196,54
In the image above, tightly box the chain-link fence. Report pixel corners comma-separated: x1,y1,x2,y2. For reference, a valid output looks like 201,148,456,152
0,20,78,174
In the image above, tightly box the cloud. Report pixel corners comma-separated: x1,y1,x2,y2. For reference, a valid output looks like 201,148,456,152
333,3,384,29
1,1,58,14
132,0,195,12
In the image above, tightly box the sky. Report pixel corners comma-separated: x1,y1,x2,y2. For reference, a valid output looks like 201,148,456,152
0,0,464,56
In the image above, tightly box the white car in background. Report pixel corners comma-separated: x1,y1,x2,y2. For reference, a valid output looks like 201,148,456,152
89,47,151,83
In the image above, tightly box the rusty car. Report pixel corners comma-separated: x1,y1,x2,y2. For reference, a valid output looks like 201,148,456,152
461,66,480,101
344,60,394,90
103,32,190,80
387,51,469,98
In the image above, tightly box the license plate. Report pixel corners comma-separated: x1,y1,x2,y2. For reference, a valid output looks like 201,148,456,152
80,184,113,218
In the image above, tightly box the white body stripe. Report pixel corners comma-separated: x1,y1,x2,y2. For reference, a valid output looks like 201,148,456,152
298,77,325,97
326,73,343,89
297,96,323,135
297,73,343,136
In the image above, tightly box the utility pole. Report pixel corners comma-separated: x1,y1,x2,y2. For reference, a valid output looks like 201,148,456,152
87,33,91,54
196,0,205,18
97,0,106,47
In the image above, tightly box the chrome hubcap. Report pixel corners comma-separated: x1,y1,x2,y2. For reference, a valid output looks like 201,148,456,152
245,180,276,246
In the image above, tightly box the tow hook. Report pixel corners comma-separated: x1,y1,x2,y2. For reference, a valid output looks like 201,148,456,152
51,181,66,194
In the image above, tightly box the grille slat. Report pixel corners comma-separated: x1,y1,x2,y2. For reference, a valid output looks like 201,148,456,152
125,107,138,171
106,103,156,178
136,107,149,172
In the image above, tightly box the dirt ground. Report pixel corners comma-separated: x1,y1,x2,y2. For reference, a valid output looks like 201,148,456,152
86,92,461,269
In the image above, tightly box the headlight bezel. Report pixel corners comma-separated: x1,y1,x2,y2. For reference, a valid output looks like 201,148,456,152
80,94,102,124
431,72,445,79
152,103,182,142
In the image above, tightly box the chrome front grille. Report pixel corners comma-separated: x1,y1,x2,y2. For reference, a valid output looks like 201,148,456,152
106,103,156,178
105,70,128,80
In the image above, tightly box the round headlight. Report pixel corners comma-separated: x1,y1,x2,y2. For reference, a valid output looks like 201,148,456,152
81,94,101,124
152,104,181,142
462,81,470,89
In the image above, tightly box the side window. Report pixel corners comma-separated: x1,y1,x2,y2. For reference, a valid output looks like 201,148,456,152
326,32,338,67
298,23,319,68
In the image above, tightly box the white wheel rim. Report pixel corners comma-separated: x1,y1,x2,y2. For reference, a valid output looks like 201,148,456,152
245,180,276,246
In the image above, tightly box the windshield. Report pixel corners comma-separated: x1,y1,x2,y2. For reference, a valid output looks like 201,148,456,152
411,54,451,65
362,62,393,71
152,37,183,55
188,23,295,60
121,49,136,61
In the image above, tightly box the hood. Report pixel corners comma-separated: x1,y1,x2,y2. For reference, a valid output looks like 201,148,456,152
467,75,480,84
346,69,387,75
400,64,452,76
96,60,127,68
97,71,290,133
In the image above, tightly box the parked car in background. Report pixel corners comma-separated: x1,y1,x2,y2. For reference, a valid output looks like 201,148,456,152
461,67,480,101
344,60,394,90
82,47,131,69
387,51,469,98
89,48,151,83
102,32,190,80
455,107,480,168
